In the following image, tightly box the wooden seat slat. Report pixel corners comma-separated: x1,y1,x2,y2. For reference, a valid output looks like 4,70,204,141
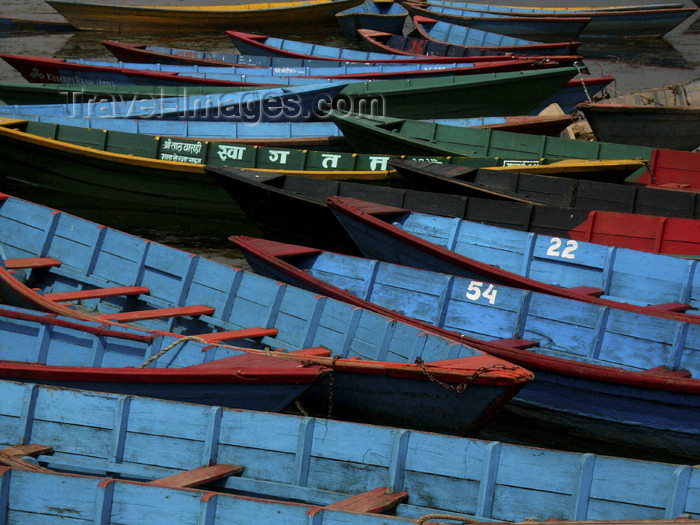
644,302,692,313
323,487,408,513
96,304,215,322
4,257,62,270
0,451,54,473
0,444,53,458
196,327,279,343
148,464,243,488
568,286,605,297
45,286,150,302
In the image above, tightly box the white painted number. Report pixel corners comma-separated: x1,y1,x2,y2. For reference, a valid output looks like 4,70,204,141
546,238,578,259
465,281,498,305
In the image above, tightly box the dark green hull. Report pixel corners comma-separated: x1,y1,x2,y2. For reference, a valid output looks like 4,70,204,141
337,66,578,119
328,112,655,173
0,119,508,225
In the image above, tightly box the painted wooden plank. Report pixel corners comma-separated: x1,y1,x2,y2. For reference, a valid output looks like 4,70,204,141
96,304,215,322
148,464,243,488
196,327,279,343
293,417,315,487
3,257,61,270
0,451,53,472
323,487,408,513
645,302,692,312
44,285,150,302
388,429,409,494
0,444,52,458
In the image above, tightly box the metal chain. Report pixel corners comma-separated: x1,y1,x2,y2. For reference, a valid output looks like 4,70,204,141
327,355,340,418
414,358,512,394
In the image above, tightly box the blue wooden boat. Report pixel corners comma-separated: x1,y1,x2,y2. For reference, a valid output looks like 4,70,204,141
0,83,347,123
1,379,699,521
103,38,572,67
326,196,700,325
528,75,613,114
0,67,581,121
228,29,584,62
400,2,592,43
0,53,571,89
335,1,408,40
417,0,698,38
0,192,532,434
411,15,580,56
0,305,327,411
231,235,700,458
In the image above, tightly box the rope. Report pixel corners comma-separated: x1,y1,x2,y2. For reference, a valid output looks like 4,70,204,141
138,335,207,368
294,400,309,417
415,514,478,524
573,60,592,102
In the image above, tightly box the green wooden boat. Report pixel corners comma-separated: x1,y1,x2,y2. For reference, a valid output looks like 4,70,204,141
0,83,260,105
334,66,579,119
0,116,520,222
327,111,654,179
0,117,646,223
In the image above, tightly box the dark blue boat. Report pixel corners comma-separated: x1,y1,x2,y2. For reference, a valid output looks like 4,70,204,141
232,235,700,459
411,15,580,56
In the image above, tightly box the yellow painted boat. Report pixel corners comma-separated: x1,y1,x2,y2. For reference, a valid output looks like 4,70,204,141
47,0,365,33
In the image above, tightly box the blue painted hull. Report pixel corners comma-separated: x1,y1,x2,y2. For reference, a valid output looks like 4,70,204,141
2,378,310,412
2,379,699,521
327,198,700,321
0,193,531,436
529,76,613,114
425,0,698,38
511,369,700,456
238,240,700,458
0,84,346,122
303,372,510,433
403,3,590,42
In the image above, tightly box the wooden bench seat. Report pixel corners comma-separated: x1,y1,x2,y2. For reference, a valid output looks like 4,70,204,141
45,286,150,302
0,444,54,473
4,257,62,270
0,444,53,458
322,487,408,514
568,286,605,297
96,304,215,323
196,327,279,343
643,302,692,313
148,464,244,489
